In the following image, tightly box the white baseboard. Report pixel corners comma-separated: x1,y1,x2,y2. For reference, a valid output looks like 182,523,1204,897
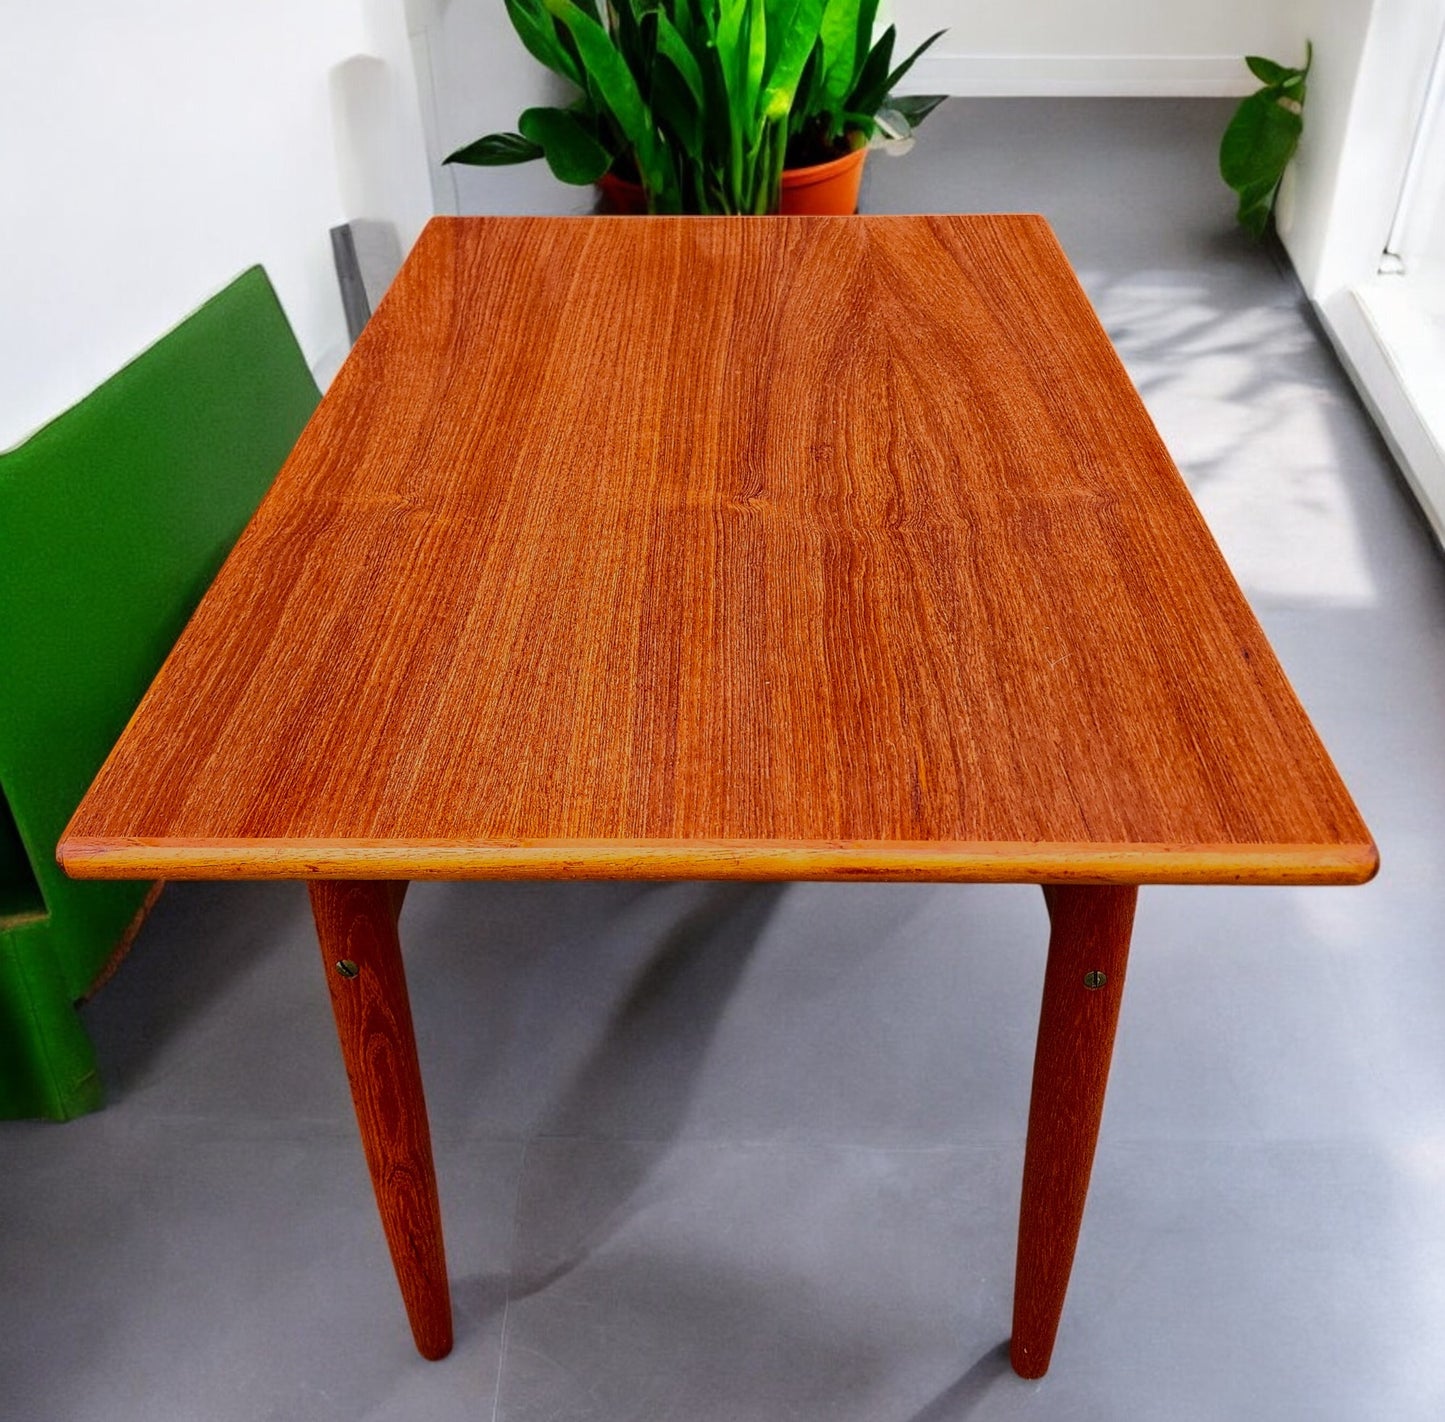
896,53,1256,98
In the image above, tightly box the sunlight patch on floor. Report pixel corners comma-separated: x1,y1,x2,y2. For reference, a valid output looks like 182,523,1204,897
1093,280,1379,607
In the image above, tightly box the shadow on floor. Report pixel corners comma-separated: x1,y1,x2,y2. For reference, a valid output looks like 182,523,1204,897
904,1341,1017,1421
512,881,785,1297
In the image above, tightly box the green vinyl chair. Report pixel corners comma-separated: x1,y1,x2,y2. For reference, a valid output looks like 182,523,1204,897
0,267,319,1119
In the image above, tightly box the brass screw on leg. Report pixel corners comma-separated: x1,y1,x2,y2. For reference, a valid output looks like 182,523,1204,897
1083,970,1107,990
335,959,360,978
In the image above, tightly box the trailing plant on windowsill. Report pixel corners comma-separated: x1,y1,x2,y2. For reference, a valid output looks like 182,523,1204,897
443,0,945,215
1219,43,1311,239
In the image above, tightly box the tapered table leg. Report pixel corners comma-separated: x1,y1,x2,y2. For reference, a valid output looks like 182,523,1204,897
1010,884,1137,1379
309,880,452,1360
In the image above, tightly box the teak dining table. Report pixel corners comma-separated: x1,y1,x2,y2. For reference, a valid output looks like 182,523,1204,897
59,214,1376,1379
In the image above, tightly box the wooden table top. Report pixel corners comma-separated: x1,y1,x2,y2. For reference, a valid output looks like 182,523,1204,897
60,215,1375,885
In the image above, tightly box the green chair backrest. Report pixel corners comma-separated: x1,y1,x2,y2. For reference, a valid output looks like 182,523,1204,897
0,266,319,1117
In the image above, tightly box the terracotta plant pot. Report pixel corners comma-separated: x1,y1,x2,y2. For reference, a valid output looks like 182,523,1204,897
597,146,868,217
779,145,867,215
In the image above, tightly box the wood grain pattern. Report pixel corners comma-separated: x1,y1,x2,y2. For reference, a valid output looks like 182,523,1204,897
1011,884,1136,1378
58,216,1375,885
310,880,451,1360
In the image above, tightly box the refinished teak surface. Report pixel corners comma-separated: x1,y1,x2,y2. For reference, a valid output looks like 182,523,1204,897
60,215,1376,884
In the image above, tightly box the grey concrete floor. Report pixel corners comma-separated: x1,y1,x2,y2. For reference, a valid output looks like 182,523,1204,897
4,99,1445,1420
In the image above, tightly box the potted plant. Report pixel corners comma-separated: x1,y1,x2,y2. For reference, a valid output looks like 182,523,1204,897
445,0,945,215
1219,44,1311,238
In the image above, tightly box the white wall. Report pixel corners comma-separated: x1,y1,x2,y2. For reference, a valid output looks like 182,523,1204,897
1271,0,1373,300
333,0,437,252
1279,0,1445,301
0,0,431,449
898,0,1306,97
413,0,593,218
1277,1,1445,551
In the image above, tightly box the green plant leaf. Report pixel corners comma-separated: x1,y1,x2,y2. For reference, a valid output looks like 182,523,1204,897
889,92,946,127
1236,172,1279,201
656,14,705,106
710,0,754,199
504,0,583,86
518,105,612,183
759,0,823,120
763,0,797,74
443,132,546,166
793,42,822,117
1237,190,1275,238
545,0,658,173
651,57,704,157
613,0,652,92
1219,90,1301,188
1245,55,1295,87
1220,66,1306,240
882,28,945,94
845,25,895,119
1234,172,1280,240
818,0,864,103
852,0,881,89
673,0,706,48
746,0,768,119
716,0,747,81
698,37,737,159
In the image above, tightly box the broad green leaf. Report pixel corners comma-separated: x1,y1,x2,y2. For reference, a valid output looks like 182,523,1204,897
764,0,801,74
1234,174,1279,211
554,21,588,82
698,39,736,158
717,0,746,72
545,0,656,166
518,105,612,183
788,41,823,138
759,0,823,121
443,132,545,166
613,0,651,87
746,0,768,118
853,0,880,88
1237,191,1275,239
1219,90,1301,188
651,57,704,157
718,0,758,172
656,14,705,106
818,0,863,103
674,0,706,48
1220,80,1305,239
